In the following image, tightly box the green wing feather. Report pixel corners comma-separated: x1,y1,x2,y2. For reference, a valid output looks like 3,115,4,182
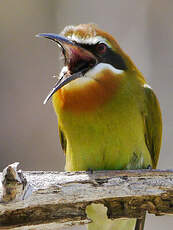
143,85,162,169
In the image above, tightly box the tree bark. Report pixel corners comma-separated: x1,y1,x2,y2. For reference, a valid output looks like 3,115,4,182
0,163,173,229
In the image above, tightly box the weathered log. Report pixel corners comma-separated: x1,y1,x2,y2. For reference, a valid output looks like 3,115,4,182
0,163,173,229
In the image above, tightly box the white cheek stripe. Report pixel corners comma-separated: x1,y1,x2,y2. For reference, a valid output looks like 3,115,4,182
68,35,111,48
85,63,124,78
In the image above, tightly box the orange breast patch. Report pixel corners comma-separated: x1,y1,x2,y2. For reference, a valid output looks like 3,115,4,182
53,69,121,113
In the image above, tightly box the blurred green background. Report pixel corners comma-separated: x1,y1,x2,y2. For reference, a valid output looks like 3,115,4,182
0,0,173,229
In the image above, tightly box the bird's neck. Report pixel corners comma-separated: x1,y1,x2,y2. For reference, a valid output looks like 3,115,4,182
53,65,123,114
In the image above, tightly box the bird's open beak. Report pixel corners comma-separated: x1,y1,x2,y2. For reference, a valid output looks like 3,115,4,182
36,33,97,104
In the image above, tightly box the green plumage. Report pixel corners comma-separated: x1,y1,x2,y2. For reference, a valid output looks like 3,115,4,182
54,74,161,172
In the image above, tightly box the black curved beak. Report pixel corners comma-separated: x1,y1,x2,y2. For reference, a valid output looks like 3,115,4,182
36,33,97,104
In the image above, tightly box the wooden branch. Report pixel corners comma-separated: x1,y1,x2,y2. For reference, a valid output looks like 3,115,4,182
0,163,173,229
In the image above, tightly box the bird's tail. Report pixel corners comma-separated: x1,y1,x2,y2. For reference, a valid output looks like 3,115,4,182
86,204,137,230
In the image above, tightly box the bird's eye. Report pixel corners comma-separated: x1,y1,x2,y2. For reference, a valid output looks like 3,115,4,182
95,43,107,54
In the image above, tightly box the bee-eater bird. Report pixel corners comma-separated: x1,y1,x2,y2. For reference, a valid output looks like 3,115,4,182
37,24,162,230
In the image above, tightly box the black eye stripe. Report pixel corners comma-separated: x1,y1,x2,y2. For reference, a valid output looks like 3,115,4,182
104,48,127,70
79,44,127,71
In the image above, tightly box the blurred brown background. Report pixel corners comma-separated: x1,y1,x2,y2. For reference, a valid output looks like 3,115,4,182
0,0,173,229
